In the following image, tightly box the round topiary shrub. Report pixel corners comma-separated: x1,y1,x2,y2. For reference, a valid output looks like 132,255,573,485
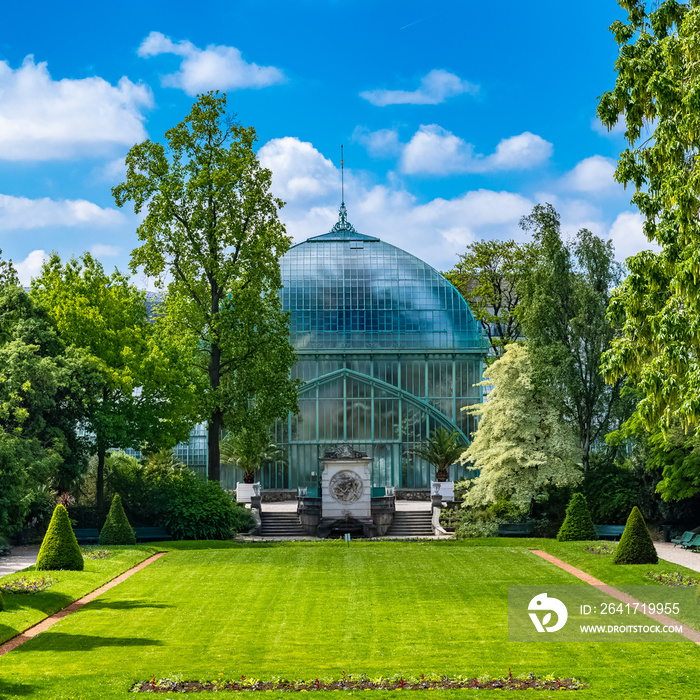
557,493,597,541
35,504,84,571
613,506,658,565
99,494,136,545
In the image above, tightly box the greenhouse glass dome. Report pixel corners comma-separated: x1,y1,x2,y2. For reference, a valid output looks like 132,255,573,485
256,203,488,492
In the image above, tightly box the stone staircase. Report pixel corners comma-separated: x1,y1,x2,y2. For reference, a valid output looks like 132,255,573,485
386,510,434,537
260,511,308,538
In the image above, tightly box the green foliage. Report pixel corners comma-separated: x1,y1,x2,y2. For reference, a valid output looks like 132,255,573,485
35,504,84,571
0,588,3,611
581,451,657,523
99,494,136,545
410,427,466,482
613,506,658,565
220,429,286,483
113,92,299,482
159,470,254,540
518,204,631,469
443,239,538,359
557,493,597,541
31,252,199,513
598,1,700,438
105,452,253,538
462,344,583,508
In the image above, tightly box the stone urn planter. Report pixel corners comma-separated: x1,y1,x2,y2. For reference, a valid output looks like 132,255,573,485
236,482,261,504
431,480,454,502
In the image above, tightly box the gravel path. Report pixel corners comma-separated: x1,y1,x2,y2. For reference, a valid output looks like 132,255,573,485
0,545,39,577
655,542,700,572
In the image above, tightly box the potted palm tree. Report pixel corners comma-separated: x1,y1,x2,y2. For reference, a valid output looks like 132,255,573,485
220,429,286,502
410,427,466,501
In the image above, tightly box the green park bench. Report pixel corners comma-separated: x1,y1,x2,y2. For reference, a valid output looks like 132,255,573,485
497,523,533,537
133,526,172,542
73,528,99,544
681,534,700,550
595,525,625,540
672,531,695,547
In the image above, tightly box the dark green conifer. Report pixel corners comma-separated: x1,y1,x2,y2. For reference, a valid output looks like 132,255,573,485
557,493,597,541
613,506,658,565
36,504,84,571
99,494,136,545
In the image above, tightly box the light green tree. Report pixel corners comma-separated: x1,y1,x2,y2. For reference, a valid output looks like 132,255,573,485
461,343,583,508
31,252,199,514
113,92,299,482
597,0,700,435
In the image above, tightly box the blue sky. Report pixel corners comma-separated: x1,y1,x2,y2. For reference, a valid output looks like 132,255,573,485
0,0,648,286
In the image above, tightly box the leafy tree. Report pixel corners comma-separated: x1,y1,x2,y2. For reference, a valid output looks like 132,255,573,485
0,253,100,537
557,493,597,541
518,204,630,470
113,92,299,482
31,253,199,514
444,239,537,359
613,506,658,565
598,1,700,435
409,427,465,482
462,343,583,508
220,428,286,484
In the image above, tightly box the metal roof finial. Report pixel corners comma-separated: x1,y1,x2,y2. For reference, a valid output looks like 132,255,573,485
341,144,345,206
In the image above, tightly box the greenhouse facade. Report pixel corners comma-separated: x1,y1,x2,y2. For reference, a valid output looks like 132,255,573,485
256,203,487,492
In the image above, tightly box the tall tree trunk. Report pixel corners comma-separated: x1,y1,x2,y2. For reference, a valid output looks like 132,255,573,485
96,442,106,519
208,338,222,482
208,409,223,483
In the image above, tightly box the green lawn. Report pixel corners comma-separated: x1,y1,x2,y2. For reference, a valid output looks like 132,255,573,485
0,539,698,699
0,546,158,646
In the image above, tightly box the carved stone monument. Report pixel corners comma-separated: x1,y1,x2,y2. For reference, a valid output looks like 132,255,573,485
317,444,374,536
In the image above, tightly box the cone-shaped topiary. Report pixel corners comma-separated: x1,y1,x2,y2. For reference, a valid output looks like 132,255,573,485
613,506,658,565
36,504,84,571
557,493,597,541
99,494,136,545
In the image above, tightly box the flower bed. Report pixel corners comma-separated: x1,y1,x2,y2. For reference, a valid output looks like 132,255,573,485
585,543,616,555
0,575,56,594
130,672,586,693
645,571,700,587
81,548,113,560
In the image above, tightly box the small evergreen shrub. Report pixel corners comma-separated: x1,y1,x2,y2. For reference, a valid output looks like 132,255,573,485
35,504,84,571
557,493,597,541
0,588,3,611
613,506,658,565
99,494,136,545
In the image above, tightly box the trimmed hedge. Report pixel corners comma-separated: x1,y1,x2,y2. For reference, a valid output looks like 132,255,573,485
99,494,136,545
613,506,658,565
36,504,84,571
557,493,597,541
0,588,3,611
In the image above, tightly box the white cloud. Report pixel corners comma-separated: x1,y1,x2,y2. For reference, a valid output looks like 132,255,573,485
258,136,534,269
91,243,120,257
95,157,127,183
259,137,339,201
0,56,152,161
14,249,47,285
138,31,285,95
0,194,124,230
564,155,620,194
360,69,477,106
592,117,626,138
400,125,552,175
352,127,402,158
607,211,660,261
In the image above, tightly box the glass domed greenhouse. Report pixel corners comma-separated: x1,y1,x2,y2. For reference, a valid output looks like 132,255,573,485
256,203,488,493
